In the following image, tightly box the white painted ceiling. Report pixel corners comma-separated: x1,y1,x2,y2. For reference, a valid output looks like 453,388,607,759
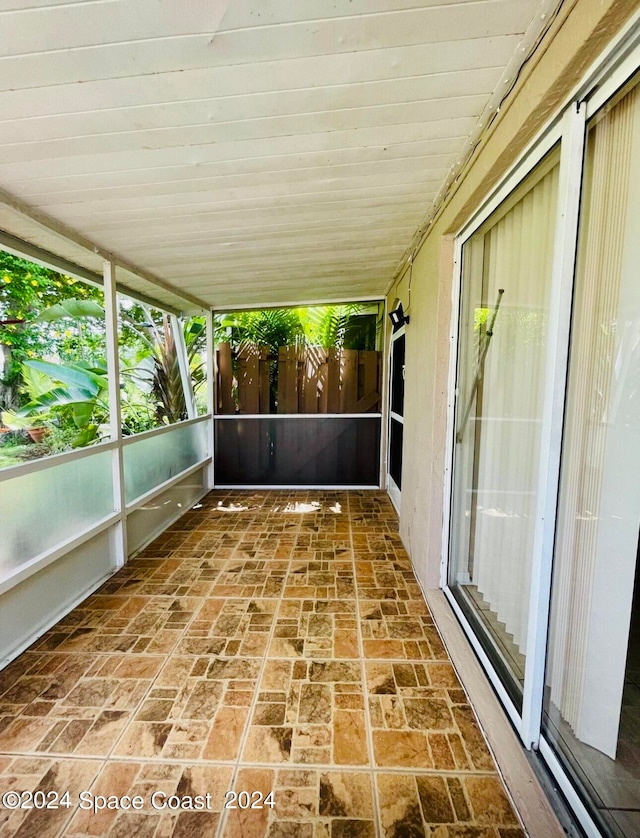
0,0,549,311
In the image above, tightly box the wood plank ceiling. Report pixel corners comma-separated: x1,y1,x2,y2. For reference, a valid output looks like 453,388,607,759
0,0,551,311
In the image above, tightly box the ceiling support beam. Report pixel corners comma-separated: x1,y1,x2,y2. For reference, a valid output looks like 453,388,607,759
0,186,208,312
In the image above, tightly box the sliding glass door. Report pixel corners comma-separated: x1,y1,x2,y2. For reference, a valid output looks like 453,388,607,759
448,149,560,711
447,52,640,837
542,76,640,838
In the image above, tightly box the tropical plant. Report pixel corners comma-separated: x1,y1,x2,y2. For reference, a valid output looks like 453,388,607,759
119,307,205,426
216,308,305,355
214,303,383,413
1,252,105,413
215,303,382,354
1,358,109,447
1,296,110,446
299,303,382,350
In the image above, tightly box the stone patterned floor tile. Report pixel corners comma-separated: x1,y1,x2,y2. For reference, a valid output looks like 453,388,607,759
242,660,367,766
64,761,233,837
0,490,525,837
283,561,354,600
376,772,524,837
30,595,200,656
178,598,278,657
268,600,359,660
222,768,376,838
0,755,102,838
364,661,494,771
0,653,166,757
360,600,449,661
98,558,226,598
206,561,290,598
113,654,262,761
354,562,426,602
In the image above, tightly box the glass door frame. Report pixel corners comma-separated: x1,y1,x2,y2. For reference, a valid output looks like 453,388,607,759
440,17,640,838
442,102,585,741
387,325,405,513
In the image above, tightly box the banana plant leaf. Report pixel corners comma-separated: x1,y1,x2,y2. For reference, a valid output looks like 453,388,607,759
36,299,105,321
19,386,97,414
71,425,99,447
71,402,95,429
25,359,106,397
0,409,33,430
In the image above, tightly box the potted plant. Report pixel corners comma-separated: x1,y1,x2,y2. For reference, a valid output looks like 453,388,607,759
1,358,108,449
0,407,50,442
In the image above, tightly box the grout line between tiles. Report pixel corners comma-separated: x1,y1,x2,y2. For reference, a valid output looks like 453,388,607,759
349,492,384,838
0,491,528,837
102,574,225,764
215,541,294,837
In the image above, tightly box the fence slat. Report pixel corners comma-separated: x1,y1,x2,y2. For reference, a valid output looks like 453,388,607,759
278,346,299,413
327,348,341,413
303,347,325,414
217,342,234,414
318,360,328,414
360,350,380,412
237,344,260,414
277,347,287,414
259,346,271,413
353,390,381,413
340,349,358,412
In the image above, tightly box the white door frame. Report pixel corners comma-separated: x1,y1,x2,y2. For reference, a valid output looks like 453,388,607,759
387,325,405,513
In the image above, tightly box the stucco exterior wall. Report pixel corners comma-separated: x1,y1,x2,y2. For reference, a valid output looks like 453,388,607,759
388,0,640,590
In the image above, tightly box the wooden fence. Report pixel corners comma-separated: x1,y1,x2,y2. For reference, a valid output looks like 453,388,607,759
215,342,382,414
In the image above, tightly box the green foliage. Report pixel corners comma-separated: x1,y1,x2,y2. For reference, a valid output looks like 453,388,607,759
217,308,305,355
1,251,204,457
0,442,38,470
216,303,382,354
1,358,109,447
118,306,201,427
185,318,207,413
36,298,105,322
25,359,105,400
1,252,105,426
299,304,381,350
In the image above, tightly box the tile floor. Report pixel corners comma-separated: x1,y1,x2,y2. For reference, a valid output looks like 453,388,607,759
0,491,525,837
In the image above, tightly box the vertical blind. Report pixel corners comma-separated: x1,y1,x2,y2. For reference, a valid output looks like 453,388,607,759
450,151,559,689
546,83,640,758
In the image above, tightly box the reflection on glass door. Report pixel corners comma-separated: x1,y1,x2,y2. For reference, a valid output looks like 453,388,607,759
543,78,640,838
387,330,405,512
449,150,560,710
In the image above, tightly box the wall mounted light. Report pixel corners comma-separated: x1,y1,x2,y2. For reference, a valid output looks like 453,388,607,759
388,302,409,333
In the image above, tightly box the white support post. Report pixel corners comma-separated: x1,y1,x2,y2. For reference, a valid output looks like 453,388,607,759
380,297,390,491
440,237,464,589
103,259,128,567
521,101,587,748
205,308,215,489
171,313,197,420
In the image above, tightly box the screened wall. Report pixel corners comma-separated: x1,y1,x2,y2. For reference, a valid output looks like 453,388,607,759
213,303,384,487
0,258,212,666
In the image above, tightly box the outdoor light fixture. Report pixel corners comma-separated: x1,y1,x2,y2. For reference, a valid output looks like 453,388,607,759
388,302,409,332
